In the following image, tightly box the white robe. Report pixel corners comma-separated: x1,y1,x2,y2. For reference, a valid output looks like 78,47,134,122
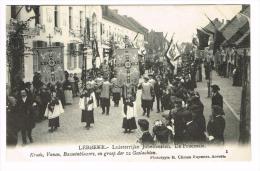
79,92,97,111
121,101,137,119
44,100,64,119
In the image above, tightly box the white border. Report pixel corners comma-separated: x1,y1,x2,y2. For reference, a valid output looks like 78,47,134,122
1,0,260,171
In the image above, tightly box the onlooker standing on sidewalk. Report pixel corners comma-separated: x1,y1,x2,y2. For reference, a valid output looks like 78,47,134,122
138,75,154,118
207,105,225,144
211,84,223,108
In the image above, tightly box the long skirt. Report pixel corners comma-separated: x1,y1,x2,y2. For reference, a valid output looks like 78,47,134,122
122,117,137,130
64,90,73,104
48,117,60,127
81,110,94,124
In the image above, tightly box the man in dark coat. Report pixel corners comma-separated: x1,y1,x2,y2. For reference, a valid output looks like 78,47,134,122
207,105,226,144
154,75,164,113
17,89,35,145
183,112,206,143
211,84,223,108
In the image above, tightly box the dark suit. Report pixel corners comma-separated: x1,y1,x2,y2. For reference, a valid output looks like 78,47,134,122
212,92,223,108
207,116,225,144
17,96,35,144
183,121,206,143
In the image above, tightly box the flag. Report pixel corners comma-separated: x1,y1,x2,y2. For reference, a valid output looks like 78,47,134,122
197,29,210,50
213,30,225,55
164,37,181,68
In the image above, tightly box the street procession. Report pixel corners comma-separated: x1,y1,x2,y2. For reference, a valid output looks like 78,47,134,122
6,5,250,147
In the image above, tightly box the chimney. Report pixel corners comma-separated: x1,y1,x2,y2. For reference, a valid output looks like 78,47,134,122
102,5,108,16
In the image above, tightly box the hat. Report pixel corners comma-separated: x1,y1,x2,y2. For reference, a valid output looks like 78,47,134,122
138,119,149,131
212,105,225,116
211,84,220,91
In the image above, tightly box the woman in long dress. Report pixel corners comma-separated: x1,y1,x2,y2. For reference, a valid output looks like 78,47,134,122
44,91,64,133
79,85,96,130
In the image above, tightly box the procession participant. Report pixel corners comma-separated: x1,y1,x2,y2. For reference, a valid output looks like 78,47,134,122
122,86,137,133
63,74,73,105
94,72,103,107
24,82,33,100
138,75,154,118
44,90,64,133
100,74,112,115
79,84,97,130
207,105,225,144
154,75,164,113
211,84,223,108
73,73,80,96
69,73,76,97
56,81,65,108
111,76,121,107
149,73,156,111
137,119,154,144
17,89,35,145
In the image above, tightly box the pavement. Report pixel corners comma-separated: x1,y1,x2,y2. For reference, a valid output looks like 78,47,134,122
15,69,242,146
196,69,241,143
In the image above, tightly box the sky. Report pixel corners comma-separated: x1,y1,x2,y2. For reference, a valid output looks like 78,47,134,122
110,5,242,43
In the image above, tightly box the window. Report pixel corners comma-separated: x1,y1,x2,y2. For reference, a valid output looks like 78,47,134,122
67,43,77,69
69,7,73,30
79,11,83,34
54,6,58,27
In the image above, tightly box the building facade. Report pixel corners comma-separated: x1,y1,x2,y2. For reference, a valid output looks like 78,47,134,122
6,5,147,84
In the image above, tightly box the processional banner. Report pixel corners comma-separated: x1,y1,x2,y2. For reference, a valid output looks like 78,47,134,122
33,46,64,83
114,48,140,87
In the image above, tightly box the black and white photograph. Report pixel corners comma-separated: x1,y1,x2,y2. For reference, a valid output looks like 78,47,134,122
1,1,260,170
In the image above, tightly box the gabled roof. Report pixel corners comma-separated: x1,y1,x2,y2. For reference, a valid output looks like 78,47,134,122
220,6,250,43
101,6,147,34
203,18,224,33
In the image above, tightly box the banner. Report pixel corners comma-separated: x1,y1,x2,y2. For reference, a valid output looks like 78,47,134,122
33,46,64,83
114,48,139,87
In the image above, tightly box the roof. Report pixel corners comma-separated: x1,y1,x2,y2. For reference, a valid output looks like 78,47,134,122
101,6,148,34
203,18,224,33
220,6,250,43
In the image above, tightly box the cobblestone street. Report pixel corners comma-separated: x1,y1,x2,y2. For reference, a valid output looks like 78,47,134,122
15,71,241,147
